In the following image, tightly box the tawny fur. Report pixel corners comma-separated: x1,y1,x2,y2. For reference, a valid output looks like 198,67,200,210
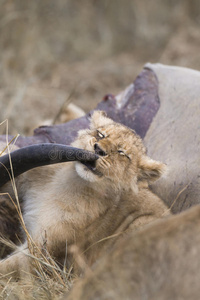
0,111,170,278
66,205,200,300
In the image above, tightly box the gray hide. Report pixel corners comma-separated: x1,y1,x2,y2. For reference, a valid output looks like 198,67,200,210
144,63,200,213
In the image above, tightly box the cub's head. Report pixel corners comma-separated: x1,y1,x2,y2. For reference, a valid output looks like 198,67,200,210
72,111,166,191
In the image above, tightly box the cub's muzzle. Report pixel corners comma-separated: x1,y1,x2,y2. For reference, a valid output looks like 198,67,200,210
0,143,99,187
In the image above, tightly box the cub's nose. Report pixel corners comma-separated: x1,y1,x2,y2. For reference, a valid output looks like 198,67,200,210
94,143,107,156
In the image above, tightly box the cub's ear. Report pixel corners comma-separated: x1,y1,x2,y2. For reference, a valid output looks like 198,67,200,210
90,110,114,129
138,156,167,182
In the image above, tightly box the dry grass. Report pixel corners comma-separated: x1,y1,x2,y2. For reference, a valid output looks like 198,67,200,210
0,275,71,300
0,234,74,299
0,123,74,299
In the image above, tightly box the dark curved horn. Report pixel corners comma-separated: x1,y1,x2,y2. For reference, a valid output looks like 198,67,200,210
0,143,99,187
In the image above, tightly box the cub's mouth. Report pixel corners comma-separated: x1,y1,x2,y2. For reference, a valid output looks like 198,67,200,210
81,160,102,177
81,143,107,177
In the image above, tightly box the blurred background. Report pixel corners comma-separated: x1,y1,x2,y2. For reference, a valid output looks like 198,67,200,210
1,0,200,135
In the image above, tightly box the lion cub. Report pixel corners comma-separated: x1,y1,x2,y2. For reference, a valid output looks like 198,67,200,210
0,111,169,278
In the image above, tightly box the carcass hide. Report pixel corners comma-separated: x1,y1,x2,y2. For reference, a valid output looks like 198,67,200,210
1,63,199,213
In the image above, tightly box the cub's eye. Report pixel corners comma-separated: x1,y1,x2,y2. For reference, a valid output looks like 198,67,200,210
118,150,125,156
97,130,105,139
118,150,130,160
